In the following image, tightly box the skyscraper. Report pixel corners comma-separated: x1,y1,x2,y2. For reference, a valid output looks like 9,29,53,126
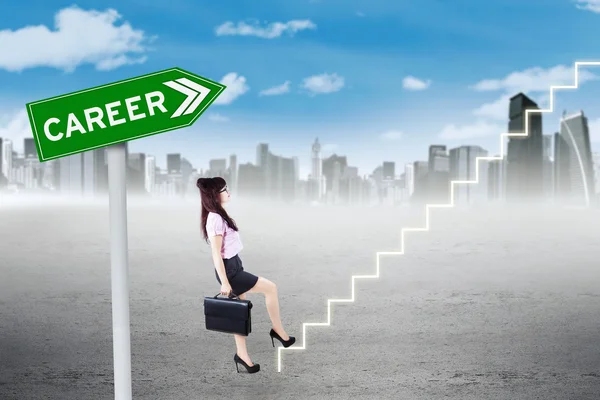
280,156,296,202
554,131,570,201
558,111,594,206
128,152,147,194
322,154,347,199
256,143,270,196
256,143,269,168
449,145,488,205
311,138,322,178
24,138,37,160
404,163,414,197
310,138,324,200
428,145,449,202
542,134,554,201
2,139,13,182
229,154,238,191
238,162,263,197
488,155,505,202
592,152,600,206
83,150,98,197
59,153,84,195
412,160,428,203
145,155,156,193
208,158,227,176
382,162,395,180
506,93,544,202
167,153,181,174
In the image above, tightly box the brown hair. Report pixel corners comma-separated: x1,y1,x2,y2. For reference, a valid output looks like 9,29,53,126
196,177,238,243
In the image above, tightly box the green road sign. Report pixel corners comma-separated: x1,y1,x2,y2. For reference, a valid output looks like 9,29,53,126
25,67,226,162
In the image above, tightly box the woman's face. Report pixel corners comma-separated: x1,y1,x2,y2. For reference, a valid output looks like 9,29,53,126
219,185,231,204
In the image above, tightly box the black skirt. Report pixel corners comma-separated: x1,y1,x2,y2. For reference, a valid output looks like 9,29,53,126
215,254,259,296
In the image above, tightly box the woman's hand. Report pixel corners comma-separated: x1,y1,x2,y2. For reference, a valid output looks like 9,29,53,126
220,282,233,296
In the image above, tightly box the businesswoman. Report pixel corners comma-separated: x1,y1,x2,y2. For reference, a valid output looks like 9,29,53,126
197,177,296,374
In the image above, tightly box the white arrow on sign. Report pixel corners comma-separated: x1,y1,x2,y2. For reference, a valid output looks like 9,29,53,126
163,78,212,118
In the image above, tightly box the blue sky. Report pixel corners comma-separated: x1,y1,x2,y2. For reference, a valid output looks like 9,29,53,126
1,0,600,178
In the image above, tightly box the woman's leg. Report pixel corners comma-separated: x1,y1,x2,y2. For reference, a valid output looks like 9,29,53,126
247,277,290,340
233,293,254,366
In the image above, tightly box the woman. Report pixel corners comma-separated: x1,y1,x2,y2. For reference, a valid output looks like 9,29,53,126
197,177,296,374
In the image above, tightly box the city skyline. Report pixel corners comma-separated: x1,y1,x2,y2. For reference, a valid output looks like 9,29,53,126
2,4,600,180
2,91,599,208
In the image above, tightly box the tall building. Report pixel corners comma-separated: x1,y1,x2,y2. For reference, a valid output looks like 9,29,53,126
340,166,363,205
229,154,238,191
322,154,347,200
59,153,84,195
557,111,594,206
256,143,270,196
128,152,146,194
167,153,181,174
145,155,156,193
542,134,554,201
41,159,60,190
292,156,299,181
592,152,600,204
382,162,395,180
57,148,106,196
82,151,96,197
208,158,227,177
404,163,414,197
311,138,322,178
449,145,488,205
238,162,264,197
428,145,450,202
2,139,13,182
24,138,37,160
488,155,505,202
412,160,428,203
256,143,269,168
280,156,296,202
506,93,544,202
554,131,570,201
309,138,324,200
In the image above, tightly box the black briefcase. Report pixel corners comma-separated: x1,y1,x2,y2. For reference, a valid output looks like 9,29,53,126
204,293,253,336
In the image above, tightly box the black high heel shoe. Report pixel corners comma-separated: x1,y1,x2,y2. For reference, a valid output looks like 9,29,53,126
269,328,296,348
234,354,260,373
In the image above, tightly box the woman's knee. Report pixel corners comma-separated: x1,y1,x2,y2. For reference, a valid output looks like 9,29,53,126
252,277,277,294
265,278,277,293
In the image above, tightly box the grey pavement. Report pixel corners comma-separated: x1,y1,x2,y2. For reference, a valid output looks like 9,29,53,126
1,200,599,399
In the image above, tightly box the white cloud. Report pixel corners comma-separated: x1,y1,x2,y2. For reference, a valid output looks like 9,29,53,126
438,120,504,140
470,64,598,93
301,73,345,95
207,113,230,122
575,0,600,13
402,76,432,91
0,6,150,73
589,118,600,143
438,63,599,147
215,19,316,39
259,81,291,96
213,73,249,105
380,130,403,141
472,94,511,121
0,110,33,151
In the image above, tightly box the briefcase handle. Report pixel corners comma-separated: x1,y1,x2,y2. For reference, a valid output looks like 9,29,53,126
213,292,240,300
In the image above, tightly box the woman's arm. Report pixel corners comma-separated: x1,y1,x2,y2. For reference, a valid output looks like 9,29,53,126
209,234,229,285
